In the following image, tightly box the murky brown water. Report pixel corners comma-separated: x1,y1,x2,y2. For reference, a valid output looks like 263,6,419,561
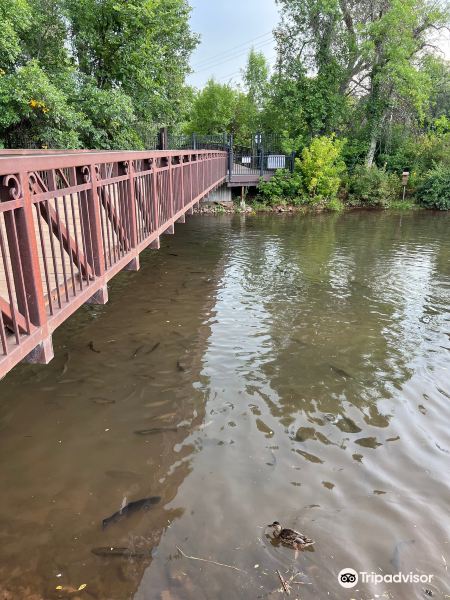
0,211,449,600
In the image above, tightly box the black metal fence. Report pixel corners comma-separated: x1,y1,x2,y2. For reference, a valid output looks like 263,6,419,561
167,133,229,151
230,150,295,177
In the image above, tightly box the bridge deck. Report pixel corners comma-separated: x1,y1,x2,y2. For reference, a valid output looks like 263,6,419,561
0,149,227,379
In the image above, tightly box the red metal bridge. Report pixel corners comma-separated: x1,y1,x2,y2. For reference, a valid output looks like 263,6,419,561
0,149,227,380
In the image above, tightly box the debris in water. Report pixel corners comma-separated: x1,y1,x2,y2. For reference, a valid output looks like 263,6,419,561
176,545,246,573
88,341,101,354
276,569,291,595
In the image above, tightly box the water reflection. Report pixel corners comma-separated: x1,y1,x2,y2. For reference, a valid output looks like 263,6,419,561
0,212,449,600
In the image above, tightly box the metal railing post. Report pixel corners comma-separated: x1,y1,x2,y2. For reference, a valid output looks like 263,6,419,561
124,160,139,271
16,172,48,328
228,134,234,182
180,154,185,207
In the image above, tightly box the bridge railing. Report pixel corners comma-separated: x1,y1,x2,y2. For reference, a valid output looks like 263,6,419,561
0,149,227,378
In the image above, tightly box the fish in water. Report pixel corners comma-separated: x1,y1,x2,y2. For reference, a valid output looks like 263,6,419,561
134,427,179,436
132,345,145,359
176,360,186,372
88,341,101,353
92,546,150,558
390,539,415,571
102,496,161,529
329,364,353,379
147,342,160,354
92,397,115,405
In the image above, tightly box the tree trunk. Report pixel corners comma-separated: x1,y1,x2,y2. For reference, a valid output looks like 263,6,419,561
366,130,378,167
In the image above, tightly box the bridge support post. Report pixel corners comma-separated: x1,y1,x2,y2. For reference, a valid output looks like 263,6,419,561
149,237,160,249
163,224,175,235
124,256,140,271
24,335,54,365
176,214,186,223
86,284,108,305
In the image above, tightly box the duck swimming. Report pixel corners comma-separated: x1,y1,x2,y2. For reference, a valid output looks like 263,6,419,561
268,521,314,549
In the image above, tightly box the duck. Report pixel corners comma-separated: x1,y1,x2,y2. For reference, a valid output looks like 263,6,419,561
267,521,314,549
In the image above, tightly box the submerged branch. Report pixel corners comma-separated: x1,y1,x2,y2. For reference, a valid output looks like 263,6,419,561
176,546,247,573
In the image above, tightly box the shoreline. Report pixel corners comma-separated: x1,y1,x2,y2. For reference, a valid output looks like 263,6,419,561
194,201,424,215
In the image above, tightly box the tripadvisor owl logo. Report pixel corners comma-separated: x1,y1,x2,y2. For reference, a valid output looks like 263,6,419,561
338,568,359,588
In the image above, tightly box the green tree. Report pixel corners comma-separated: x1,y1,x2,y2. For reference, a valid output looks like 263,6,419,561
185,79,237,134
274,0,450,164
0,0,32,71
243,49,269,111
65,0,198,125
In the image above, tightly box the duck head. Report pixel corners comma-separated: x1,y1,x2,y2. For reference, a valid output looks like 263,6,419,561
268,521,282,537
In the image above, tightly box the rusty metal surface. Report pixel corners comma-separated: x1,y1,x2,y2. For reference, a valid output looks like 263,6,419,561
0,149,227,379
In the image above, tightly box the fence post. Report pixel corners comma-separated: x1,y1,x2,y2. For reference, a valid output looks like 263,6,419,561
164,156,175,235
228,134,234,182
192,133,197,150
290,151,296,173
180,154,185,207
158,127,168,150
124,160,139,271
14,171,54,363
78,164,108,304
260,144,265,177
149,158,160,249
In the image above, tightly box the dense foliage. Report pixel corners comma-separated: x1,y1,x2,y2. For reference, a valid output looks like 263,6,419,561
185,0,449,209
417,165,450,210
259,135,347,209
347,165,399,207
0,0,197,149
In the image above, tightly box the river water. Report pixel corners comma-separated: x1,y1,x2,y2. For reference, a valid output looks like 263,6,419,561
0,211,449,600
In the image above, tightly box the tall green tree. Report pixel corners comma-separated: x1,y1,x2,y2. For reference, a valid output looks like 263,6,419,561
0,0,198,148
274,0,450,164
243,49,269,111
65,0,198,125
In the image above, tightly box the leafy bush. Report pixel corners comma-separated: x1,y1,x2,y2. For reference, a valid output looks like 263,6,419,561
326,198,344,212
417,166,450,210
300,135,347,203
0,60,84,148
348,165,399,207
76,81,143,150
258,169,304,205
